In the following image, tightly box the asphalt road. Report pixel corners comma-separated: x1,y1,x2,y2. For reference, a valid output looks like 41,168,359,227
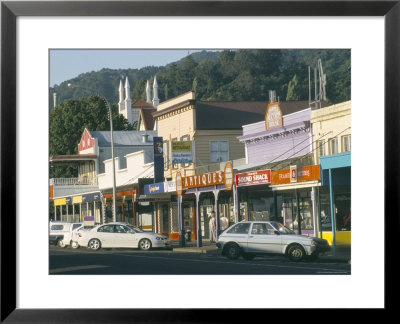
49,246,351,275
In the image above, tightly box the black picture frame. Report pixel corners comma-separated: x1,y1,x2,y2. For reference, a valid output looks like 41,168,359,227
1,0,397,322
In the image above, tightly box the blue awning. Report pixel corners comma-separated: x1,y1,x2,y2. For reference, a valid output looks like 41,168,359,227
319,152,351,170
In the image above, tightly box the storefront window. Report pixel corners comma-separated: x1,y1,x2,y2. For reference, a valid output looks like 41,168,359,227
319,187,332,232
123,199,134,225
335,191,351,231
277,189,314,235
247,190,275,222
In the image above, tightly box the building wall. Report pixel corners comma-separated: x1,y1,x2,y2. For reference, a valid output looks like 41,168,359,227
311,101,351,163
156,102,196,179
194,129,245,166
98,150,154,190
241,108,312,165
246,131,312,165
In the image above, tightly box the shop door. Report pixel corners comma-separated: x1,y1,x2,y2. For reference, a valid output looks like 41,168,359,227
247,222,282,253
161,204,169,234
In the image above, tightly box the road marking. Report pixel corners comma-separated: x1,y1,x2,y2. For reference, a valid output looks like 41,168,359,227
50,264,109,274
111,253,350,274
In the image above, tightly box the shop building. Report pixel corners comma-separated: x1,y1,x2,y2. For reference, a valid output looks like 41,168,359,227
234,101,320,236
311,101,351,248
143,90,316,245
50,128,156,223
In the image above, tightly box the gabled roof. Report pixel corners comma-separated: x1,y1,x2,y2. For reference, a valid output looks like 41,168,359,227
131,99,154,108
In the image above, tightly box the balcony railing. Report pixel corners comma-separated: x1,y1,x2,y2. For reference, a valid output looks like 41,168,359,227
50,177,98,186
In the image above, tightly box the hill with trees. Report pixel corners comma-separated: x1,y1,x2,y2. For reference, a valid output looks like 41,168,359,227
50,49,350,108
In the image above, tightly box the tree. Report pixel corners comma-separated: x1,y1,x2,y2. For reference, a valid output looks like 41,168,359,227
50,96,133,177
286,75,301,101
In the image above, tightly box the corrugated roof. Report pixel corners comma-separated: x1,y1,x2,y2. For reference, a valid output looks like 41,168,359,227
90,130,157,147
195,100,313,130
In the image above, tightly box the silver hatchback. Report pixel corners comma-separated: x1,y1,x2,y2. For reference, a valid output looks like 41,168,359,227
216,221,330,261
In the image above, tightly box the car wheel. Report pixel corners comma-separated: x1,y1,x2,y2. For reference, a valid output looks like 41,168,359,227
71,241,79,249
225,243,241,260
287,244,305,262
88,239,101,251
57,240,66,248
139,238,152,251
242,253,255,261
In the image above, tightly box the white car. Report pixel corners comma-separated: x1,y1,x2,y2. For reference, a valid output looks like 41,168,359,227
49,221,83,248
216,221,330,261
77,223,170,251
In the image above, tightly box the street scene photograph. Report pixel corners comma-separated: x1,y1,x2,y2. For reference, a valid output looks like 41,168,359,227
49,48,351,276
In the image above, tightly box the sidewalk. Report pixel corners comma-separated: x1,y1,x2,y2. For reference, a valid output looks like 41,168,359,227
171,240,351,264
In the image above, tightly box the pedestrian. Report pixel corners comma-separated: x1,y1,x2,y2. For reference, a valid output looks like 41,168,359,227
220,214,229,233
209,211,216,242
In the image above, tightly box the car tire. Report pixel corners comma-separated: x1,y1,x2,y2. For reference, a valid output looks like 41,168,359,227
242,253,255,261
57,240,66,248
139,238,152,251
225,243,241,260
71,241,79,249
287,244,305,262
88,239,101,251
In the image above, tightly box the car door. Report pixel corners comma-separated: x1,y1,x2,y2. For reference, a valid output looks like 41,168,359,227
113,225,138,247
96,225,116,247
247,223,282,254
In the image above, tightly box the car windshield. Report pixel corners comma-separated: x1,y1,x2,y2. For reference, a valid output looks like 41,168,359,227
127,225,144,233
269,222,295,234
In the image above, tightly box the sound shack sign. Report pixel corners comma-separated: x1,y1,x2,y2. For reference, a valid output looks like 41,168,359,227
176,162,234,193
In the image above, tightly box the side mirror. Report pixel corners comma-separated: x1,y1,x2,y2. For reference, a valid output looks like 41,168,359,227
274,230,280,235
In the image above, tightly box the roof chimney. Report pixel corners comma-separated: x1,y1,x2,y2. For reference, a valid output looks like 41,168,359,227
269,90,276,103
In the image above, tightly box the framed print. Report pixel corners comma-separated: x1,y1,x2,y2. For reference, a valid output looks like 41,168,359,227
1,0,398,321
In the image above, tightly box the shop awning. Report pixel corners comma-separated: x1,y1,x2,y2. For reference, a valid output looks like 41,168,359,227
319,152,351,170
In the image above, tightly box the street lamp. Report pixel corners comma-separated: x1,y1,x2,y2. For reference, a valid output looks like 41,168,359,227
67,83,117,222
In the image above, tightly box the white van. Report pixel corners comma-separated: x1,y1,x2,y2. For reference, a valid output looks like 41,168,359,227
49,221,83,248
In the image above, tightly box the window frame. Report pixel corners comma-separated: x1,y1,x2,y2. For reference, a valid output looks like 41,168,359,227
342,134,351,152
329,137,339,155
209,139,229,163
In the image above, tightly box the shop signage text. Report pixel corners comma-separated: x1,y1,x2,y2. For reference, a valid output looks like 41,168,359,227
171,141,193,164
236,169,271,187
144,182,166,195
272,165,320,184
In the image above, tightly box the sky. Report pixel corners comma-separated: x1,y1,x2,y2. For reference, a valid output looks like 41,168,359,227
49,49,206,87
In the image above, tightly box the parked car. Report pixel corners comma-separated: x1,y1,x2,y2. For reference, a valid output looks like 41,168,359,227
77,223,170,251
70,225,96,249
216,221,330,261
49,221,83,248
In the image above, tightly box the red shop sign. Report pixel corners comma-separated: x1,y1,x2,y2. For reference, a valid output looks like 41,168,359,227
235,169,271,187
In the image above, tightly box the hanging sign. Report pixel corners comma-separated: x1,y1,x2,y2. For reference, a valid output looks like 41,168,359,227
290,165,297,182
265,102,283,130
176,171,183,196
223,161,234,190
153,137,164,183
236,169,271,187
